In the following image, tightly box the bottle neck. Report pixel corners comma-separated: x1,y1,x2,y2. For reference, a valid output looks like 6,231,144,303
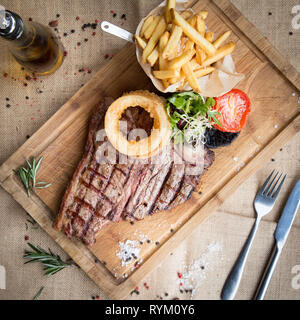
0,10,24,40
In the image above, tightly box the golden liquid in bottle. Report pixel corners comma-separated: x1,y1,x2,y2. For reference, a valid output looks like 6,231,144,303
7,20,64,75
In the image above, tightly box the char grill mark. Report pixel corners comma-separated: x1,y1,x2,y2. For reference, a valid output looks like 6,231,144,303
54,99,215,245
131,161,173,220
123,162,156,219
151,163,185,213
168,148,215,210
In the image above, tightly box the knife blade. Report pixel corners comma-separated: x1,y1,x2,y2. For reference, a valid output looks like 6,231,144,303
275,178,300,247
254,178,300,299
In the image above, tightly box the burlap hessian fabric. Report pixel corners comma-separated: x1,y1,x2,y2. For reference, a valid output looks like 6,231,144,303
0,0,299,300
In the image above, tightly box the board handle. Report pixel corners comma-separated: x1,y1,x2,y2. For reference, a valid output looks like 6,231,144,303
101,21,134,43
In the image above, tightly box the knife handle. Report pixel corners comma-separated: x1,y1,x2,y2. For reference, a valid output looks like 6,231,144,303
253,243,281,300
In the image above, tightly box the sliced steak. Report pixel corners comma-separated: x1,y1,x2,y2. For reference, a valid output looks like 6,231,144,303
54,98,215,245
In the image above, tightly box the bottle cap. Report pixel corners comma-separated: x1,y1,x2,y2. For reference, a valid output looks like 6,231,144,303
0,10,24,40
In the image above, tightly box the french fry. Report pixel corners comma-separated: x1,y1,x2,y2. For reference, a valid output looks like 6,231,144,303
147,46,159,66
165,0,176,24
184,39,194,52
196,15,205,37
199,11,208,20
181,10,192,20
153,69,179,79
202,41,235,67
140,15,154,38
194,66,215,78
195,45,206,65
213,30,231,49
168,69,185,84
144,16,160,40
142,17,167,63
168,49,195,70
189,58,201,70
205,32,214,43
168,77,179,84
159,31,170,53
179,36,187,54
166,23,173,32
158,32,170,88
182,61,201,92
171,9,216,56
188,15,197,28
135,35,147,49
162,25,183,60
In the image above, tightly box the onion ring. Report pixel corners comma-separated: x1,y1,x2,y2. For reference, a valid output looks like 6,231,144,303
104,90,171,158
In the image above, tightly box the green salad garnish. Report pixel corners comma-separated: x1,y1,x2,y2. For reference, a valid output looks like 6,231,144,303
166,92,221,144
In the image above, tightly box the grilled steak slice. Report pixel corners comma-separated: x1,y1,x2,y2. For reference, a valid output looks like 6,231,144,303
54,98,215,245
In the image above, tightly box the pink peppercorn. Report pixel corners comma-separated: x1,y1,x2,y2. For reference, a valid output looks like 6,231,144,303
3,73,8,78
92,32,96,36
144,282,150,290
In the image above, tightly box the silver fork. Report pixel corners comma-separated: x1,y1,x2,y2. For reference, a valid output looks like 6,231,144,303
221,170,286,300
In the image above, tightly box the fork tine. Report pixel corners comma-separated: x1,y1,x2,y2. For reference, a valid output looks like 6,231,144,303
268,173,282,196
271,174,287,199
259,170,274,195
264,171,279,195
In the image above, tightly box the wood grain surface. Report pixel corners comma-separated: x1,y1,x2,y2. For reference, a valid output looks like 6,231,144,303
0,0,299,299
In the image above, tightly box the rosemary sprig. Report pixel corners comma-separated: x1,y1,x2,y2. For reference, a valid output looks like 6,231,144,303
33,286,44,300
24,243,71,276
14,157,51,197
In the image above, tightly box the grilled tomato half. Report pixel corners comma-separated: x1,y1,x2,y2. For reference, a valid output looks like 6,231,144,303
212,89,251,133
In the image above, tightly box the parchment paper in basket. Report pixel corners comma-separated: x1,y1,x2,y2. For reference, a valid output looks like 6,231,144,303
101,0,245,97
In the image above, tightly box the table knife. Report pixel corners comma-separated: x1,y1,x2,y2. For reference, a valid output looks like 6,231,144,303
253,178,300,300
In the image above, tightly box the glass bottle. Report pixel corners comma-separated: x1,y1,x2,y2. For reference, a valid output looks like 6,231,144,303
0,9,64,75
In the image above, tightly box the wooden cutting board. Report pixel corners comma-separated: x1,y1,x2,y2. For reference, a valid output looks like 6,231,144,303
0,0,299,300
